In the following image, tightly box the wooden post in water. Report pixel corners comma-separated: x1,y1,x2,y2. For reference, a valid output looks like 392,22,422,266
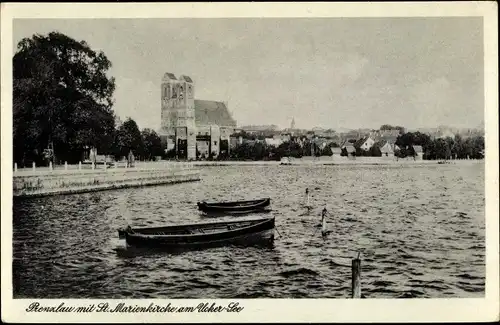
49,161,53,171
32,162,36,172
14,163,17,173
351,256,361,298
64,161,68,171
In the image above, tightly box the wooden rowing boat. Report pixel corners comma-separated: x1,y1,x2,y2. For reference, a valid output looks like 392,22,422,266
197,198,271,213
118,217,275,250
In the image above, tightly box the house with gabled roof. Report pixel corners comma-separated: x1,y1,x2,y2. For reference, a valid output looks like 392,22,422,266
374,140,395,156
412,145,423,160
340,140,356,156
353,136,375,151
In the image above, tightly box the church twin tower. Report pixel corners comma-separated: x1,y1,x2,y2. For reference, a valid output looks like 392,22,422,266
160,73,197,160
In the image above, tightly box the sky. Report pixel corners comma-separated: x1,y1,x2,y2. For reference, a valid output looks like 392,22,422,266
13,18,484,131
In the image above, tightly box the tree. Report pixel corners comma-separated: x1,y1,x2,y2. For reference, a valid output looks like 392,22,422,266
470,135,485,159
321,146,333,156
356,147,368,157
219,139,230,160
452,134,465,159
164,148,176,159
115,118,143,160
380,124,405,133
302,141,312,156
369,145,382,157
13,32,116,165
141,128,162,160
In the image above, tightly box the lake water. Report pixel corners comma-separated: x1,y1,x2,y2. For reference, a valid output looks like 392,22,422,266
12,162,485,298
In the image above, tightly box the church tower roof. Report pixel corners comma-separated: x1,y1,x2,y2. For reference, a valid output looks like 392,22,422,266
162,72,177,81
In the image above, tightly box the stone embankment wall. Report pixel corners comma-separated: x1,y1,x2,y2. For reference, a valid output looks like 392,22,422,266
13,165,201,198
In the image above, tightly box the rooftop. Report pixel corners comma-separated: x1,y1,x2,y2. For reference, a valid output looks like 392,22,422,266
162,72,177,81
180,75,193,83
353,137,369,148
343,144,356,153
194,100,237,127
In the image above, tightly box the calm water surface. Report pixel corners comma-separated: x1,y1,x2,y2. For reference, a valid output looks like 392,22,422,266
13,163,485,298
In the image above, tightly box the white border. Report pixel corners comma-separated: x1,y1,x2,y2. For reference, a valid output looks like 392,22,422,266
1,2,498,323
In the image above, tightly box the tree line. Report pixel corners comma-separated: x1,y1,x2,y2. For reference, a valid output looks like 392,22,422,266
394,131,484,160
227,138,337,161
337,131,484,159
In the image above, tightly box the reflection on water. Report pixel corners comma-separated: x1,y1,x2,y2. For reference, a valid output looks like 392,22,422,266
13,163,485,298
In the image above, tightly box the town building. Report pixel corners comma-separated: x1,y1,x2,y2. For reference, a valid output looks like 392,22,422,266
239,125,280,133
412,145,424,160
341,142,356,156
159,73,237,160
375,140,395,157
354,136,375,152
265,138,283,147
331,147,343,157
370,129,400,143
229,135,243,150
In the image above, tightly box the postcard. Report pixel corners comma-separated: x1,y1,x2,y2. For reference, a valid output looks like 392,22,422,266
1,2,498,323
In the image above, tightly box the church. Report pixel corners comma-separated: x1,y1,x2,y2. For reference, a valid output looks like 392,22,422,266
158,73,237,160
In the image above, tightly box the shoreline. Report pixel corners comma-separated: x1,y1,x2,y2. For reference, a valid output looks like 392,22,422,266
188,158,482,167
13,168,201,198
13,158,483,174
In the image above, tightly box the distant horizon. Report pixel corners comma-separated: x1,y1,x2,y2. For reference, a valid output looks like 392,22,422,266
13,18,485,131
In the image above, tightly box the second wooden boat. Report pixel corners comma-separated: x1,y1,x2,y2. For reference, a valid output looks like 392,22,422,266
197,198,271,213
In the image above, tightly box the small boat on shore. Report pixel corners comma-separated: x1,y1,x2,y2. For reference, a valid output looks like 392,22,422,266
118,217,275,250
197,198,271,213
